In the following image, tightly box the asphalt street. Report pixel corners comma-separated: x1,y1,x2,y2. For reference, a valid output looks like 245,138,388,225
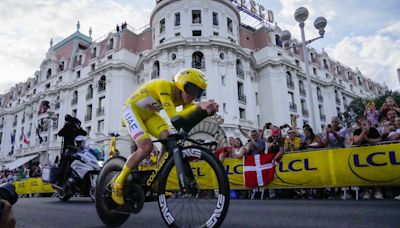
12,197,400,228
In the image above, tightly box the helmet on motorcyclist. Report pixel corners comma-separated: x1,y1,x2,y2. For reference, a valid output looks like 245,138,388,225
74,135,87,148
174,68,207,99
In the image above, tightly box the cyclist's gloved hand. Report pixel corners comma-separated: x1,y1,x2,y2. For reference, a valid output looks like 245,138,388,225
199,99,219,116
171,108,209,132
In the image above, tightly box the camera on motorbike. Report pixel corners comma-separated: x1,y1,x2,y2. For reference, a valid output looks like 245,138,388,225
0,183,18,218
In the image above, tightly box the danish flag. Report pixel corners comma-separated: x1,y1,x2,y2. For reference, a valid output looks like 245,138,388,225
243,154,275,187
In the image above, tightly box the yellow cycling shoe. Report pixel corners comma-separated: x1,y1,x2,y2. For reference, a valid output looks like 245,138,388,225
111,177,124,205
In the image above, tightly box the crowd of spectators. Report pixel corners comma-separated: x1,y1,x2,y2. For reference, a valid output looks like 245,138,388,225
212,96,400,200
0,165,42,184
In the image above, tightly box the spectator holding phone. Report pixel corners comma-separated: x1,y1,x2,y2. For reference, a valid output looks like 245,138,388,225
322,117,347,148
352,118,382,145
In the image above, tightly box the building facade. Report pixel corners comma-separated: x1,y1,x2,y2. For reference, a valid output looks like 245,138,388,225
0,0,387,164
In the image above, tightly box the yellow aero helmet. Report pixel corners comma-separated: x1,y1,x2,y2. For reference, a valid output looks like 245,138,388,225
174,68,207,98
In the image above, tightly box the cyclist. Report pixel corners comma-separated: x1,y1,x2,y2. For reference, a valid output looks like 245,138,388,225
111,68,219,205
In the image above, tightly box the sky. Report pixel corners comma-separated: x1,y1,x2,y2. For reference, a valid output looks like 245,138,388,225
0,0,399,93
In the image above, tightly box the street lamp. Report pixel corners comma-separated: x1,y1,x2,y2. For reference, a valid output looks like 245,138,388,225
280,7,327,131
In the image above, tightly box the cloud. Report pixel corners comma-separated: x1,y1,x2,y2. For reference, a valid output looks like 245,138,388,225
326,34,400,90
379,21,400,37
0,81,17,94
0,0,154,93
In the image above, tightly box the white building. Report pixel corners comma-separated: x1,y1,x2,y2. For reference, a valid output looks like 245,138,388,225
0,0,387,165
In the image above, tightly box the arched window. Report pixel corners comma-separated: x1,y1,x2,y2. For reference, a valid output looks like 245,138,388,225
152,61,160,79
192,51,205,69
47,68,52,79
275,35,282,47
87,85,93,99
286,71,292,84
323,59,328,69
236,59,243,78
317,87,322,98
107,38,114,51
98,75,106,91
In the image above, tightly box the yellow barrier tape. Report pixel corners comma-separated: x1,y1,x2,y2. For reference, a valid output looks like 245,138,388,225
15,178,56,194
141,143,400,189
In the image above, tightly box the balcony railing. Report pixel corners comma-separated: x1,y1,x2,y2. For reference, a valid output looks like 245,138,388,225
71,97,78,105
236,69,244,79
320,114,326,122
85,114,92,122
289,102,297,111
302,109,309,117
151,71,160,79
86,93,93,100
238,94,247,103
299,88,306,96
287,80,295,89
98,84,106,92
317,95,324,102
97,107,105,117
55,102,60,109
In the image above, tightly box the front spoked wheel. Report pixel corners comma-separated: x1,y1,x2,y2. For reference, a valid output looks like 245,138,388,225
157,146,230,228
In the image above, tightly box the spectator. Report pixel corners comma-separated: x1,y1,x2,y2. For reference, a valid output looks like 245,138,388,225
239,126,266,156
352,118,382,145
352,118,384,199
322,117,347,148
380,110,397,141
364,101,379,127
284,128,302,152
302,126,324,149
387,116,400,141
227,136,235,148
380,96,400,120
266,127,284,163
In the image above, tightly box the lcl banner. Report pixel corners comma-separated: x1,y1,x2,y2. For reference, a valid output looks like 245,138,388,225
152,142,400,190
225,142,400,188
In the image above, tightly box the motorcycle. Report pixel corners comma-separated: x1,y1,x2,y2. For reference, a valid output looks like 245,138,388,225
42,136,104,201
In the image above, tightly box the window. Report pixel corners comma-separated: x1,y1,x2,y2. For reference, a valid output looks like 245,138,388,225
255,92,259,105
286,71,294,88
78,55,82,65
192,30,202,36
99,97,105,109
76,70,81,79
160,18,165,33
87,85,93,99
310,53,316,63
295,59,300,66
257,114,261,127
86,104,92,121
91,47,97,58
239,108,246,119
326,73,330,79
192,10,201,24
213,31,219,36
313,67,317,75
336,65,340,75
301,99,307,112
152,61,160,78
72,109,77,118
275,35,282,47
46,69,52,79
59,61,64,71
288,92,294,103
72,90,78,105
97,120,104,132
323,59,329,70
107,38,114,50
358,76,363,86
86,127,91,137
212,12,218,26
159,38,165,44
107,55,112,60
350,84,354,91
223,103,226,113
336,107,341,117
227,18,233,32
293,44,299,55
98,75,106,91
236,59,243,78
319,105,324,116
221,75,225,86
174,32,180,37
91,63,96,71
45,83,50,89
237,81,244,96
192,51,205,69
174,13,180,26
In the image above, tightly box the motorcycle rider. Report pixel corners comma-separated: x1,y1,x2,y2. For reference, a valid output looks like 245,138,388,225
57,115,87,184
